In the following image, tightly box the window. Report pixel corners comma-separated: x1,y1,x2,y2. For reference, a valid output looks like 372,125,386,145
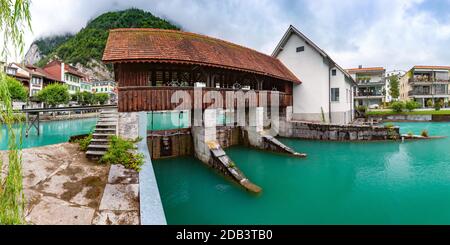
332,69,337,76
6,68,16,75
31,77,42,85
331,88,340,102
296,46,305,52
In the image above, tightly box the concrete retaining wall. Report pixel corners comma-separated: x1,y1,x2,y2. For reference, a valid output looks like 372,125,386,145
279,119,400,141
368,114,432,122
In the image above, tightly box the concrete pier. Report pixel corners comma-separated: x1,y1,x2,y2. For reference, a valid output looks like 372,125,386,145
243,107,306,157
191,109,262,193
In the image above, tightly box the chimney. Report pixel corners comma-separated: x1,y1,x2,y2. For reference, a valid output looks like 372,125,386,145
358,65,363,69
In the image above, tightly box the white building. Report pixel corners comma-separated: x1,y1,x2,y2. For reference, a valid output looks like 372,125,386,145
272,25,357,124
386,70,406,102
43,60,90,95
347,66,386,108
92,81,117,103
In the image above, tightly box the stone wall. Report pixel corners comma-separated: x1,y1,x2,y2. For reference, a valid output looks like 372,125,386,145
279,119,400,141
368,114,432,122
118,112,139,140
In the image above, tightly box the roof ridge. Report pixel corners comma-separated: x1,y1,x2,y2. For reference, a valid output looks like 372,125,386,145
109,28,278,60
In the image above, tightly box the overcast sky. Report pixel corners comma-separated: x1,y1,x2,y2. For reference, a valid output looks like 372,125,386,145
19,0,450,71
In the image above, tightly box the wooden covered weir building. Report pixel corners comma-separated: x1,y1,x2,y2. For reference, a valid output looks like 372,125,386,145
102,28,301,160
102,28,300,113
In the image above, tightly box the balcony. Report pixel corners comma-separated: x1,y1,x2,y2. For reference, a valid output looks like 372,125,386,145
409,78,450,84
408,90,449,96
354,91,384,98
356,78,386,86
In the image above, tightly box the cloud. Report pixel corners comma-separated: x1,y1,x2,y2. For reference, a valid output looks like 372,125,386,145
12,0,450,72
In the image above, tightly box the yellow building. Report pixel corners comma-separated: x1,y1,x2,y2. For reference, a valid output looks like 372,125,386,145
92,81,117,103
400,66,450,108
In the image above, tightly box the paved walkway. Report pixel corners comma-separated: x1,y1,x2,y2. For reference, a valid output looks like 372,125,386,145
1,143,139,225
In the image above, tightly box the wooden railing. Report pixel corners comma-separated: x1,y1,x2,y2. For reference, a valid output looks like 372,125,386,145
118,86,292,112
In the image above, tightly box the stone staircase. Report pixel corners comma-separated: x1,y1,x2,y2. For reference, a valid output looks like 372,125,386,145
86,108,118,160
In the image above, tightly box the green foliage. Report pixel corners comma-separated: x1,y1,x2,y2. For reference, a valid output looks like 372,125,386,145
426,99,434,108
320,107,326,123
37,83,70,107
4,76,28,101
405,100,419,112
435,100,443,111
99,136,144,172
421,130,429,137
390,101,405,113
389,74,400,100
407,131,414,137
78,91,95,105
36,8,180,67
356,105,367,113
34,34,73,57
95,93,109,105
74,133,93,151
0,0,31,225
384,123,395,129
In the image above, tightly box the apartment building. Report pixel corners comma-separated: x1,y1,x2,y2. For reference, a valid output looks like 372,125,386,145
347,66,386,107
5,63,61,97
399,66,450,107
93,80,117,103
43,60,90,94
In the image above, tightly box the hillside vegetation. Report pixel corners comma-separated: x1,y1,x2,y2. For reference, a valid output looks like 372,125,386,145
35,8,180,68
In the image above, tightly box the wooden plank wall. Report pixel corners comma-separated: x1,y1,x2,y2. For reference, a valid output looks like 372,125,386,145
118,86,293,112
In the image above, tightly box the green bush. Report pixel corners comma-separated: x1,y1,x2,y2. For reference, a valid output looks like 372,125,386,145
426,99,434,108
356,105,367,113
37,83,70,107
99,136,144,172
421,130,429,137
405,100,419,112
74,133,92,151
407,131,413,137
390,101,405,113
4,76,28,102
94,93,109,105
435,101,443,111
384,123,395,129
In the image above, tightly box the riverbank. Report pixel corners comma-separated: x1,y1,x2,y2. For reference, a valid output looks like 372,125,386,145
38,112,99,121
1,143,139,225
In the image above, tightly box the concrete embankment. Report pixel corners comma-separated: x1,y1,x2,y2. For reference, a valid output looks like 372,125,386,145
279,119,401,141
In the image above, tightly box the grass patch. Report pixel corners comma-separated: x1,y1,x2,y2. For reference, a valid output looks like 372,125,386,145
74,133,93,151
367,110,450,116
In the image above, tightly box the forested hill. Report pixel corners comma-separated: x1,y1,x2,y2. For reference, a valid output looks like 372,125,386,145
25,8,180,80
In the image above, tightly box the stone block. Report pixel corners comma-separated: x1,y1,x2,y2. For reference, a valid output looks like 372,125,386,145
99,184,139,211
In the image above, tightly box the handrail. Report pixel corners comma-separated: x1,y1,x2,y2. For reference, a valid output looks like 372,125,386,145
22,104,117,113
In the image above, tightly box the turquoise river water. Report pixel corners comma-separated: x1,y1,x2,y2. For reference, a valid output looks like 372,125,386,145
154,122,450,224
0,118,97,150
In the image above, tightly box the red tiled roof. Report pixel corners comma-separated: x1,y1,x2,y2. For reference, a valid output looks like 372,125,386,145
102,28,301,84
65,64,88,79
413,65,450,70
347,67,385,73
18,63,61,81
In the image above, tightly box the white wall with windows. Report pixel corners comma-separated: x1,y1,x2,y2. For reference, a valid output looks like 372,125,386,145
64,73,83,94
274,28,355,124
